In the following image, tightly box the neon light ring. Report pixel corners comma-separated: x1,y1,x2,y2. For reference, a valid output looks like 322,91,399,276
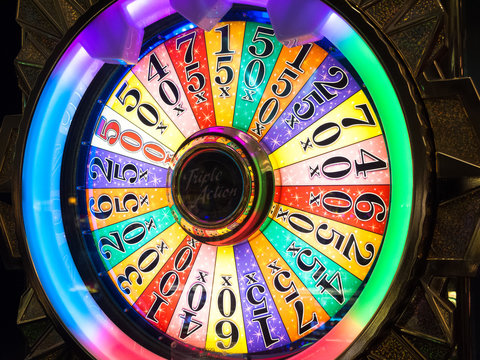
17,0,432,359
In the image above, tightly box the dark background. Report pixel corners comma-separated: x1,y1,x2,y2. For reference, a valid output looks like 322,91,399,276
463,2,480,357
1,1,26,359
0,1,479,359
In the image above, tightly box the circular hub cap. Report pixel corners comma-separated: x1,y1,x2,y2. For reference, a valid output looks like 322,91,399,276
168,127,275,245
175,149,246,223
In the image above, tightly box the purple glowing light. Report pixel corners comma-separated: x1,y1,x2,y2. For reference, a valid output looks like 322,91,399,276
170,0,232,31
267,0,335,47
81,0,176,64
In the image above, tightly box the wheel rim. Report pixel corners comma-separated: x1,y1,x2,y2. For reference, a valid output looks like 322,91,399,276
19,1,423,359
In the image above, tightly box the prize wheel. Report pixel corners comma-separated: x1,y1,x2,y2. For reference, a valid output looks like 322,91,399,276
13,0,463,359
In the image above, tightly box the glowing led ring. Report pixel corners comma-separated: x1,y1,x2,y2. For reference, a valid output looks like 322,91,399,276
20,1,415,359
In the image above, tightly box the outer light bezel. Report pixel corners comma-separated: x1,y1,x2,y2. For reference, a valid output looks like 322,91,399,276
18,1,420,359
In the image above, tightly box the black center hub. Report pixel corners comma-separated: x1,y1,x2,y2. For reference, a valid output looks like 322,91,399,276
176,149,245,224
167,127,275,246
